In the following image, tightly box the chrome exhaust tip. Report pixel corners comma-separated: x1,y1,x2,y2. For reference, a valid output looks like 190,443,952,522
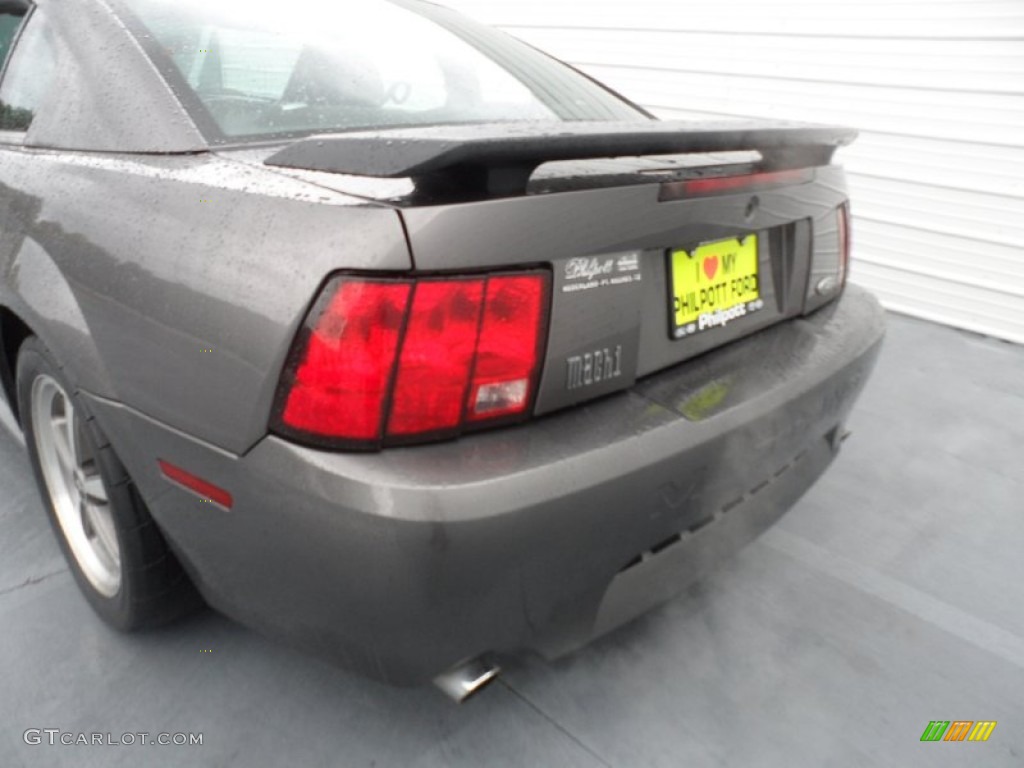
433,657,500,703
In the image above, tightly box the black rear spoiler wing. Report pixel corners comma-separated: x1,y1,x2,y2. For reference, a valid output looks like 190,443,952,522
264,120,857,200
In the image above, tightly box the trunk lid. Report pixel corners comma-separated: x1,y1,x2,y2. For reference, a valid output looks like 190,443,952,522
244,119,854,416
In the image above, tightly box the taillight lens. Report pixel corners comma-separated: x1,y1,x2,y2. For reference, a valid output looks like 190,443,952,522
468,275,547,422
837,202,851,287
387,279,485,437
274,271,550,449
280,281,411,440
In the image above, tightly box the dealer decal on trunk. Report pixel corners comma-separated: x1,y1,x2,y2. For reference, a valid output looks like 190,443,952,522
669,235,765,339
562,252,642,294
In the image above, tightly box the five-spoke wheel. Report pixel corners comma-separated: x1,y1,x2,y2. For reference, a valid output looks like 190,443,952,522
31,374,121,597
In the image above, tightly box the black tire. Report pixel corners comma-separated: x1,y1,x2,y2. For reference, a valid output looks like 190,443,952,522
16,336,202,630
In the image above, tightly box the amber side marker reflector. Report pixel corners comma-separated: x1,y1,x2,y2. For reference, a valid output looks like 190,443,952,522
158,460,234,509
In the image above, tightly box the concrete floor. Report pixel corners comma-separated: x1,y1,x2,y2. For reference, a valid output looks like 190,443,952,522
1,312,1021,768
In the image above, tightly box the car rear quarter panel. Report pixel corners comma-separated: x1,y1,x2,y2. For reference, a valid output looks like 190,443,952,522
0,150,410,450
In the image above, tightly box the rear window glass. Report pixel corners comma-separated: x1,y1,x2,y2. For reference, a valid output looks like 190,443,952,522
0,11,24,70
115,0,643,142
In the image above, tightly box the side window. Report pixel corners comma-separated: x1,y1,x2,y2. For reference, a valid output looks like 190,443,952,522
0,1,27,68
0,6,56,132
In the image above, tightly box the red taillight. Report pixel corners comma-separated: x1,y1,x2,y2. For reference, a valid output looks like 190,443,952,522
281,281,411,440
467,275,546,422
274,271,550,449
387,279,485,436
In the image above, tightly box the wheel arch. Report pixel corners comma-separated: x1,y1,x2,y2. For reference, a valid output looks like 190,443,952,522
0,245,119,426
0,306,33,424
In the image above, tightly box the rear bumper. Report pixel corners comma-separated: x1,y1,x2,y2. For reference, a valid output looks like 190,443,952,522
88,285,885,685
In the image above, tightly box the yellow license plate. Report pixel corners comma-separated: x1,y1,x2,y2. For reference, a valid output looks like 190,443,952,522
669,235,762,338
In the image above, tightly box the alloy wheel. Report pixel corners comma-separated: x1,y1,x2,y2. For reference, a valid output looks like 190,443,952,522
30,375,121,597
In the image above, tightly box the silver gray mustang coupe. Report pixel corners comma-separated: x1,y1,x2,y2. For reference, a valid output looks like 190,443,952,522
0,0,884,698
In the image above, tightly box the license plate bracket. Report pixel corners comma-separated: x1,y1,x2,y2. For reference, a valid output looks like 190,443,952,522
668,234,764,339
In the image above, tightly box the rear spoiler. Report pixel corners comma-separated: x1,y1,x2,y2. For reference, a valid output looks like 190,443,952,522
264,120,857,200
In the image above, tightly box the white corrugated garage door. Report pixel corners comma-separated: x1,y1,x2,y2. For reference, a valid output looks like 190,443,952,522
445,0,1024,344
